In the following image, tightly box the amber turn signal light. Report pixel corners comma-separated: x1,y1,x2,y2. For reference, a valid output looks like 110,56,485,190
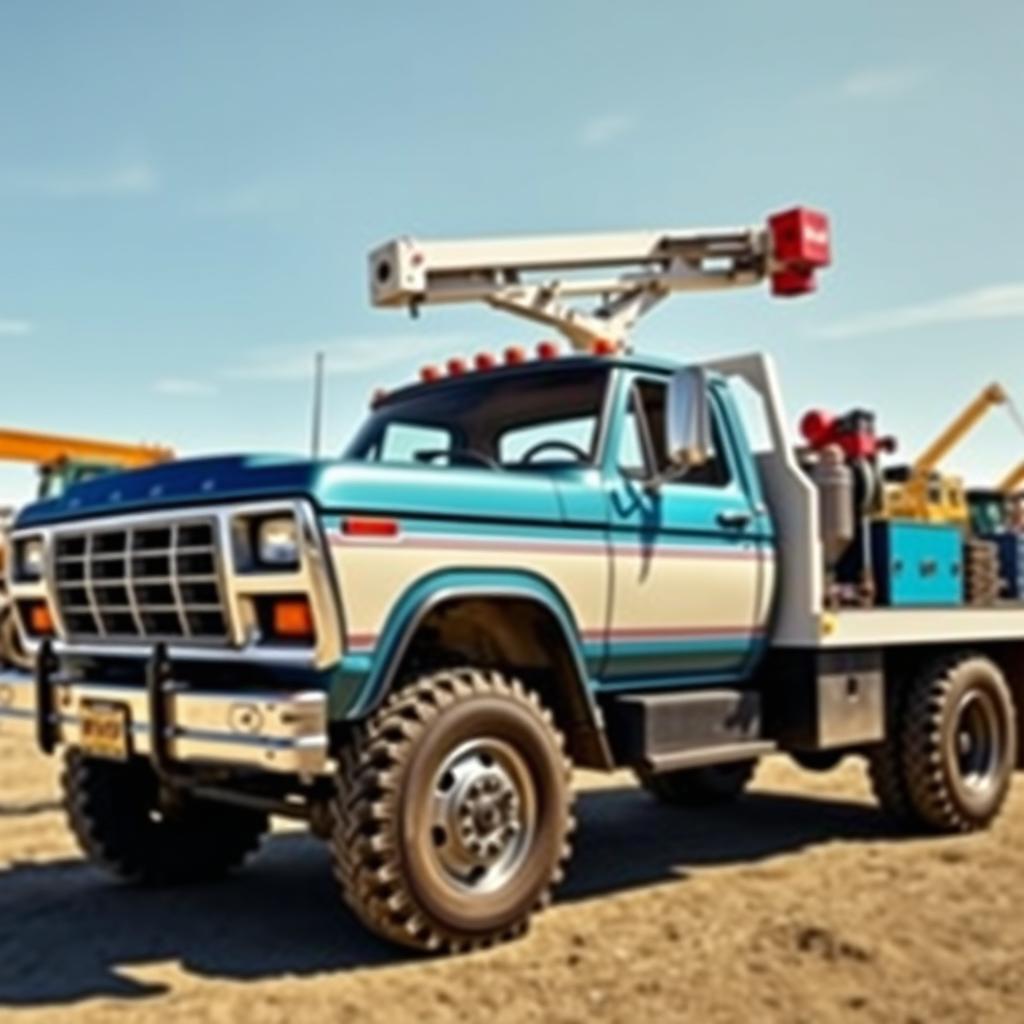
271,598,314,640
26,601,55,637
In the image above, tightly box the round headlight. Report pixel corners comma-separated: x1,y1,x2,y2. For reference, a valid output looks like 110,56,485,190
16,538,45,581
257,517,300,568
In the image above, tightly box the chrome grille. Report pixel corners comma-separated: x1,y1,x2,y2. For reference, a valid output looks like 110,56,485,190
53,519,230,644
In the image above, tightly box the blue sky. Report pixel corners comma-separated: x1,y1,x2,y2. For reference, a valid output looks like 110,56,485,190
1,2,1022,503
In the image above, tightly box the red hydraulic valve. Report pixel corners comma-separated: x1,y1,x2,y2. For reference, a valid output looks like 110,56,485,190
767,207,831,297
801,408,897,461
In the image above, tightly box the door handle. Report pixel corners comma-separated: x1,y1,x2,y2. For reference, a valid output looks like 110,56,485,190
717,509,753,529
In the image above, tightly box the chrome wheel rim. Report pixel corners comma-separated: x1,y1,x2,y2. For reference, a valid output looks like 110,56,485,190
427,738,536,894
953,689,1002,792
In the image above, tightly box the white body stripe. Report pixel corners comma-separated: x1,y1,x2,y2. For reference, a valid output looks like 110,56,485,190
331,530,772,653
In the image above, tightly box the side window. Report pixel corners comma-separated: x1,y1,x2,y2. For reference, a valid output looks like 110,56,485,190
617,380,732,487
499,415,596,464
377,422,452,464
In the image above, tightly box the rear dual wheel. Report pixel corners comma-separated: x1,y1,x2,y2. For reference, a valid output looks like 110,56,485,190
868,653,1017,833
332,667,574,953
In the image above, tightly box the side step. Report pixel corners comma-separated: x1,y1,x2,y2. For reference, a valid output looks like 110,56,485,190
604,688,776,775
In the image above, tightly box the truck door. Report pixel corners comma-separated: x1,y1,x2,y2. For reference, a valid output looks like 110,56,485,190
601,373,768,686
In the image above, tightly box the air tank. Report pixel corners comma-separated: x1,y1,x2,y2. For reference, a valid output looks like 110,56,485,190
813,444,855,569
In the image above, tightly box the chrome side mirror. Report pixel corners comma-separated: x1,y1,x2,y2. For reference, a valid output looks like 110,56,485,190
666,367,712,471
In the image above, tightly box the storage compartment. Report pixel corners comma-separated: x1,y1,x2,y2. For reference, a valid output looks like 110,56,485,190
604,688,765,769
763,648,885,751
871,520,964,607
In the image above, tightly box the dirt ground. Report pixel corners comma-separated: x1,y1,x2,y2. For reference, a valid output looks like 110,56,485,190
1,733,1022,1024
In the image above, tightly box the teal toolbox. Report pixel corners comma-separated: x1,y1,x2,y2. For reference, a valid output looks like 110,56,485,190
871,521,964,607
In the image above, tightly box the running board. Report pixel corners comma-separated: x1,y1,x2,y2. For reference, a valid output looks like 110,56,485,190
644,740,777,775
603,688,772,772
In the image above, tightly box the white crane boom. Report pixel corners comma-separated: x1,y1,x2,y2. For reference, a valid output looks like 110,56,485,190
368,207,831,351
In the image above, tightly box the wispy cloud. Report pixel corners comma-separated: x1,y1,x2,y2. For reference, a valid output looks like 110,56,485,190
579,113,632,148
0,319,33,337
229,333,470,383
816,282,1024,340
198,180,289,219
840,66,927,101
154,376,218,397
2,158,159,200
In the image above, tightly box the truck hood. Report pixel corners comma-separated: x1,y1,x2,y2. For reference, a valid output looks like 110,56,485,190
15,454,565,528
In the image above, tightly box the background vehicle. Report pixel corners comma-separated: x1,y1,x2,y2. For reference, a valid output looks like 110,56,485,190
0,429,173,669
2,208,1023,954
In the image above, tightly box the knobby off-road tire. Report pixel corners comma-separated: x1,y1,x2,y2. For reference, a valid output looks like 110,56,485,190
62,750,268,883
332,667,574,953
868,654,1017,833
636,759,758,806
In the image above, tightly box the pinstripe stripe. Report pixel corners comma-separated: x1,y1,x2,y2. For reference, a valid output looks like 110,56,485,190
329,530,768,562
347,623,763,653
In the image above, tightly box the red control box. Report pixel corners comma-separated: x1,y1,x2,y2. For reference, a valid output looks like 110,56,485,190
767,207,831,297
769,207,831,266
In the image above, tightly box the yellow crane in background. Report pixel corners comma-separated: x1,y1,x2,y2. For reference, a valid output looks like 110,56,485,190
884,383,1009,525
0,428,174,669
998,459,1024,496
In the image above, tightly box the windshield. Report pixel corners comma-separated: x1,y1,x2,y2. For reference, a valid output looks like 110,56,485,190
345,365,610,470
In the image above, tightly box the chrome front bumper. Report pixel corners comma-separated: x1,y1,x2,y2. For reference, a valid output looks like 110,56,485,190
0,669,328,777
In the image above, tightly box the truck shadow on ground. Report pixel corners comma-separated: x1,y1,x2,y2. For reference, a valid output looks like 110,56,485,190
0,783,909,1007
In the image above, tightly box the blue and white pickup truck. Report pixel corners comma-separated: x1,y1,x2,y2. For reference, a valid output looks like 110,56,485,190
2,209,1022,953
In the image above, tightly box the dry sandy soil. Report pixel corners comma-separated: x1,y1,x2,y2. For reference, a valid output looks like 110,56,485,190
1,732,1022,1024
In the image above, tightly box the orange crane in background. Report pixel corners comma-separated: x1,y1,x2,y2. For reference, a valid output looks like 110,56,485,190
0,427,173,500
0,427,174,669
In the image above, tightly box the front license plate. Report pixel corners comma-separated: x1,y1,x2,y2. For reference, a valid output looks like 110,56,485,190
79,700,131,761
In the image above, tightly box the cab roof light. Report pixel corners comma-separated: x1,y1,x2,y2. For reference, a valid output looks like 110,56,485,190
446,357,468,376
473,352,497,371
536,340,559,360
420,364,442,383
504,345,527,365
591,338,618,356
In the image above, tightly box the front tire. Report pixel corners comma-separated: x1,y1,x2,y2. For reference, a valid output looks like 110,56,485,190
333,667,574,953
62,751,268,883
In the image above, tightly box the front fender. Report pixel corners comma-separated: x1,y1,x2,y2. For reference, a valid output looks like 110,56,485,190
334,568,600,725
